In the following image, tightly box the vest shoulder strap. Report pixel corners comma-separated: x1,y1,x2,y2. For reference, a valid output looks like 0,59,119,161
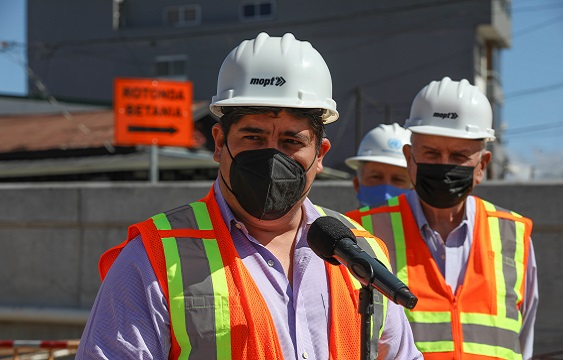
317,205,391,262
477,197,533,228
314,204,389,353
98,217,157,281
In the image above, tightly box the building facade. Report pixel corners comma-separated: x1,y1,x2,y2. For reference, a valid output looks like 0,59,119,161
26,0,511,177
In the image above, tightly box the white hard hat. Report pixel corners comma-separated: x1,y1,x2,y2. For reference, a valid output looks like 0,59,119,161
209,32,339,124
405,77,495,141
345,123,411,170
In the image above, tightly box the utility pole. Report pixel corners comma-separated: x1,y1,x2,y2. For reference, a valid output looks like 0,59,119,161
356,87,363,151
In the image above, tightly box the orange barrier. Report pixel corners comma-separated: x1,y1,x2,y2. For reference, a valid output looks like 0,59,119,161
0,340,79,360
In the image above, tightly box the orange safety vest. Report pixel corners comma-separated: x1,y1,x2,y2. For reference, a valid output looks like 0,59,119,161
346,194,532,360
99,187,390,360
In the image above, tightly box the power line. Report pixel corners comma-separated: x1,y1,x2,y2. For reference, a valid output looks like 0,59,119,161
504,81,563,100
23,0,478,50
512,13,563,38
0,0,483,96
1,0,482,74
512,2,563,13
503,120,563,136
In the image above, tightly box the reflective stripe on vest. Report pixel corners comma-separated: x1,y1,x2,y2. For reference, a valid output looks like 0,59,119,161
152,202,231,359
152,201,231,360
350,194,532,359
314,205,388,352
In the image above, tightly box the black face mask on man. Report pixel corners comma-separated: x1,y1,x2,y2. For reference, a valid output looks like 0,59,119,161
413,156,477,209
221,142,315,220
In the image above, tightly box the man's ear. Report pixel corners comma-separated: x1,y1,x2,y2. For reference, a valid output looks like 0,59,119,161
403,144,417,185
403,144,412,164
315,138,331,174
475,150,492,184
212,123,225,162
353,176,360,193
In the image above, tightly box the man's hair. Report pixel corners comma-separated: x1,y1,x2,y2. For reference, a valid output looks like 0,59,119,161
219,106,326,150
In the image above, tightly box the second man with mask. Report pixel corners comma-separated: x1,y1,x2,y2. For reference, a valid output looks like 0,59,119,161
347,77,538,359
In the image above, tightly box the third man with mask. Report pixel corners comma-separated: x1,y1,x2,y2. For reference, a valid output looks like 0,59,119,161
345,123,412,208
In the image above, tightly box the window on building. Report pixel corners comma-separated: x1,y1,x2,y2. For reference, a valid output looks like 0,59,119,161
112,0,126,30
499,0,511,16
491,99,501,133
489,45,501,80
155,55,188,80
474,41,486,79
240,1,276,21
163,4,201,27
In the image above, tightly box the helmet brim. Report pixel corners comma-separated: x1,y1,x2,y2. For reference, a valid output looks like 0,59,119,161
408,125,495,141
210,100,339,124
345,155,408,170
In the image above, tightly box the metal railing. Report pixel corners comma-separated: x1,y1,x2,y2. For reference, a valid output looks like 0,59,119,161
533,350,563,359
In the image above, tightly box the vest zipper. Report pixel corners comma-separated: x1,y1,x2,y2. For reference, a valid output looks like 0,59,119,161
451,296,463,359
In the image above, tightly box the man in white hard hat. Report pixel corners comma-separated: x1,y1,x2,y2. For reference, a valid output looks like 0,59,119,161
347,77,538,359
77,32,422,360
345,123,412,208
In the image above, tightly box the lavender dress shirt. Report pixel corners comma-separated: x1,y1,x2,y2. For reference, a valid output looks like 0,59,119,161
76,181,422,359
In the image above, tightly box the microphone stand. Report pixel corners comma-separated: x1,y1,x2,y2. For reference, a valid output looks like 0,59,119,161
359,285,374,360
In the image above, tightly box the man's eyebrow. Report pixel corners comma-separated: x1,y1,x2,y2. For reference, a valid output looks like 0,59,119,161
282,130,310,142
420,144,475,155
237,126,268,134
237,127,311,142
420,145,438,152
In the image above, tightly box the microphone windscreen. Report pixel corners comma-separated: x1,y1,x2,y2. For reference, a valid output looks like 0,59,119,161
307,216,356,265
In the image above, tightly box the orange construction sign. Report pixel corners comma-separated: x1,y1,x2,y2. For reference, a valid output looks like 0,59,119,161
114,78,194,147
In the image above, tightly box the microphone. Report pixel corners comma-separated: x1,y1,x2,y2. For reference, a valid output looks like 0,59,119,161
307,216,418,309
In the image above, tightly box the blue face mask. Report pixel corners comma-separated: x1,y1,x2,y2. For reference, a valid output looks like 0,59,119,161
357,184,410,207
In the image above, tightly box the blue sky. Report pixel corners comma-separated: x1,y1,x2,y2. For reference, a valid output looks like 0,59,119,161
0,0,26,95
501,0,563,177
0,0,562,177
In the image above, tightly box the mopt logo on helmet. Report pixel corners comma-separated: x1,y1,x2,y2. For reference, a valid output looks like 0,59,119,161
250,76,286,87
433,112,459,120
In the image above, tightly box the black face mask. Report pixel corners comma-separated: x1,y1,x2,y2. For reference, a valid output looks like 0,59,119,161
413,158,476,209
221,143,315,220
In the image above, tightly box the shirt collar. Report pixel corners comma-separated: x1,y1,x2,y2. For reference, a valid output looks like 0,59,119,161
213,179,237,232
213,178,319,233
406,190,472,234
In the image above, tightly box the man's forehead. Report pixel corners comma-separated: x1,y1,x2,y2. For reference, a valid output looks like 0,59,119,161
363,161,405,172
235,113,314,132
412,133,482,151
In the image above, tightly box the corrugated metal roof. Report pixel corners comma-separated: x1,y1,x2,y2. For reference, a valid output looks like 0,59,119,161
0,96,108,116
0,110,115,152
0,100,212,153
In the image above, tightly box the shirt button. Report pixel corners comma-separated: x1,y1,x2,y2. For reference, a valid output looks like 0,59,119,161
235,223,242,229
441,255,445,260
302,352,309,359
267,259,275,267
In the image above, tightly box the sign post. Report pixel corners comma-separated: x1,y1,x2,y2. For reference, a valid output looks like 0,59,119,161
113,78,194,183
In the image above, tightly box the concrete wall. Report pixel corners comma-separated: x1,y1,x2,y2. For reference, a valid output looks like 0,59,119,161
0,181,561,356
